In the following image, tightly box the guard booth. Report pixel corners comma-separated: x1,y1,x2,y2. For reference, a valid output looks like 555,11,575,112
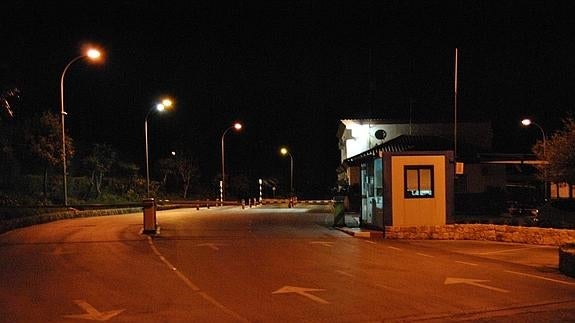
343,135,455,229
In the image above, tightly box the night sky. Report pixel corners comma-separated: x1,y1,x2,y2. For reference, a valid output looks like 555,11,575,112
2,1,575,198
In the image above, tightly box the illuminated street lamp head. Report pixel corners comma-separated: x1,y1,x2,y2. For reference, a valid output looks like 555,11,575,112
86,49,102,60
280,147,289,155
156,98,174,112
234,122,242,131
161,98,173,108
521,118,532,126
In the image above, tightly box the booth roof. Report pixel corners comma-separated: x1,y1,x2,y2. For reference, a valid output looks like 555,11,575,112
343,135,454,166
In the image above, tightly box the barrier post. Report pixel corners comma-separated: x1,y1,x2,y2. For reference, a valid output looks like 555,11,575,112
142,198,157,234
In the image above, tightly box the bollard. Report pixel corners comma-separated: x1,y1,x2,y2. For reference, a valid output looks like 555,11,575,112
333,196,345,227
242,199,245,209
142,198,157,234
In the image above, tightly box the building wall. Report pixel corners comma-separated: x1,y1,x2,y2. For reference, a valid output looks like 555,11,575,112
338,119,493,164
390,155,447,226
462,164,507,193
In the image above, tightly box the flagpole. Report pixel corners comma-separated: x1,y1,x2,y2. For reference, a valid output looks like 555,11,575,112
454,48,459,162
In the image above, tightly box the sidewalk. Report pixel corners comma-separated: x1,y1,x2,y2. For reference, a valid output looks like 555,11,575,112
333,213,561,271
334,212,385,239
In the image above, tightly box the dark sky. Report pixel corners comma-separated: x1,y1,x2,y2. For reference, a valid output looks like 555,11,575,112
2,1,575,198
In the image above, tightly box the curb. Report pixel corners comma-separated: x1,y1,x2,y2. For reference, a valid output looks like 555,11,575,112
335,227,384,239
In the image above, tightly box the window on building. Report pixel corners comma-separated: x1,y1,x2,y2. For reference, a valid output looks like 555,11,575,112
404,165,434,198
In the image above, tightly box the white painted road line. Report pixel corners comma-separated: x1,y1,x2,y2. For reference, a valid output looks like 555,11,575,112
145,236,249,322
505,270,575,286
455,261,479,266
273,286,330,304
445,277,509,293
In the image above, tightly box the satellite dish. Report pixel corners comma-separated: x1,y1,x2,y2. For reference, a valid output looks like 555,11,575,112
375,129,387,140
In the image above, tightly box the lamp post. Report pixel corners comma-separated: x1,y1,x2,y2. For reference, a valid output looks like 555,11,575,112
280,147,294,196
221,122,242,202
521,118,547,199
145,98,173,197
60,48,102,206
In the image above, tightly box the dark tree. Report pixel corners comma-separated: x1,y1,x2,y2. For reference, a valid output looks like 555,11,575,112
24,111,74,199
532,116,575,185
82,143,117,198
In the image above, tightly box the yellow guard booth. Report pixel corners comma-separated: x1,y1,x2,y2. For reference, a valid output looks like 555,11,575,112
385,152,453,226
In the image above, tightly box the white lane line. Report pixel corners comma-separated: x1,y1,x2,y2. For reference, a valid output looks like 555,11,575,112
273,286,330,304
335,270,354,277
455,261,479,266
416,253,434,258
388,246,403,251
145,236,249,322
505,270,575,286
363,240,376,244
474,246,544,255
445,278,509,293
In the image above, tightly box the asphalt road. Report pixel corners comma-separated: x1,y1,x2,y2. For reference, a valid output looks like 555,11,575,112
1,205,574,322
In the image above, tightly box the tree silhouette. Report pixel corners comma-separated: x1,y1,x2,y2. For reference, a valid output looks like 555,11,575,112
532,116,575,186
83,143,117,198
24,111,74,199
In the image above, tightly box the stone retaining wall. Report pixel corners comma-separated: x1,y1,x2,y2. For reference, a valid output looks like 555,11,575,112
385,224,575,246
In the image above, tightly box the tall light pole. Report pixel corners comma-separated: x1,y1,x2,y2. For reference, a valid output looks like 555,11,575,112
280,147,294,196
145,98,173,197
521,118,547,199
221,122,242,202
60,48,102,206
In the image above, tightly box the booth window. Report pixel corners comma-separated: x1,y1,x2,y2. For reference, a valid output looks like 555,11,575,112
404,165,434,198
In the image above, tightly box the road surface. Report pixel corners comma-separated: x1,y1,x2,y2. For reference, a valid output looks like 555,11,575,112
1,205,574,322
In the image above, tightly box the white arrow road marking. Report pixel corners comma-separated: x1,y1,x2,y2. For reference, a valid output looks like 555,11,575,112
272,286,330,304
444,277,509,293
63,300,125,321
197,243,225,250
309,241,334,247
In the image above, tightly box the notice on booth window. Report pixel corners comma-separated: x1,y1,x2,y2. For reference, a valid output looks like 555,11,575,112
456,162,464,175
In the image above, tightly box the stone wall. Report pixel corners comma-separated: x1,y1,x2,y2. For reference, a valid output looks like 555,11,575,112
385,224,575,246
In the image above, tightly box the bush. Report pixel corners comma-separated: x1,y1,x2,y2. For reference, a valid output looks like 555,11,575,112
536,200,575,229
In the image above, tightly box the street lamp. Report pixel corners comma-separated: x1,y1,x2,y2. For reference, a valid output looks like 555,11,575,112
145,98,173,197
280,147,294,196
521,118,547,199
521,118,546,156
221,122,242,202
60,48,102,206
